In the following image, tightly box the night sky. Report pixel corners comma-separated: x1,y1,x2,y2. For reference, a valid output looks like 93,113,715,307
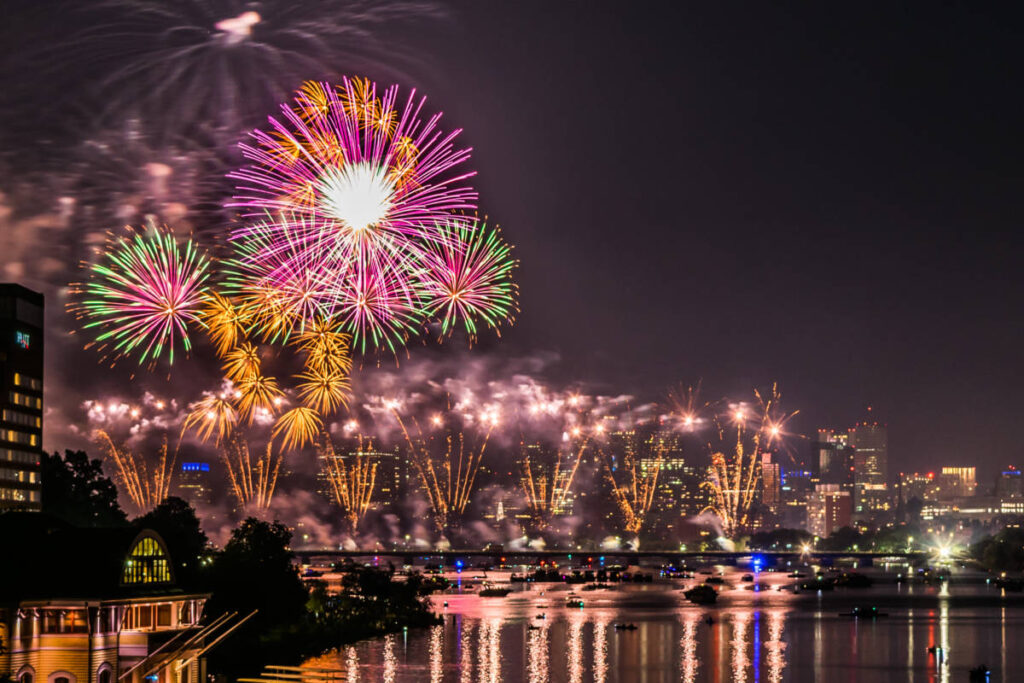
3,2,1023,480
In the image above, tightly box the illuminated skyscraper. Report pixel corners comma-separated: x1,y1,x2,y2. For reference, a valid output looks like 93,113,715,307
848,422,889,513
0,284,43,511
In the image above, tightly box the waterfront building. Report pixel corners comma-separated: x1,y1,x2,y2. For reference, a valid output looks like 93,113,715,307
0,515,214,683
806,484,852,537
0,284,44,511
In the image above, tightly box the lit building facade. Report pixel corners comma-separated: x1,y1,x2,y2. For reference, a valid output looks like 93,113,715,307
0,284,44,511
938,466,976,499
0,516,214,683
806,484,852,538
995,466,1022,500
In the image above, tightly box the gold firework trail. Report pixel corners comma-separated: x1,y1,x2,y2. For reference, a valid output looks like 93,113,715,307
601,432,665,536
519,436,589,528
701,383,798,538
320,436,379,533
221,432,282,510
388,403,498,535
95,430,177,514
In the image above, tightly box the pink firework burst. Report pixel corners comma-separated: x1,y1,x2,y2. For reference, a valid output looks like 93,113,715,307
227,78,478,352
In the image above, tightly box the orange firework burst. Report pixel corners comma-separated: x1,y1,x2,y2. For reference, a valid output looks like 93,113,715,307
273,406,323,451
222,341,261,382
235,370,283,423
701,383,799,538
95,430,177,514
182,393,239,444
200,291,249,358
320,436,378,533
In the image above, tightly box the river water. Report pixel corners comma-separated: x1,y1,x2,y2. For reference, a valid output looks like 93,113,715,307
305,570,1024,682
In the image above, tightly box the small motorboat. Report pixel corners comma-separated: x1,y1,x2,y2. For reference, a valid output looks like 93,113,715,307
969,665,991,682
613,623,637,631
479,582,512,597
565,598,585,608
741,574,754,582
704,576,725,585
684,584,718,605
535,614,547,620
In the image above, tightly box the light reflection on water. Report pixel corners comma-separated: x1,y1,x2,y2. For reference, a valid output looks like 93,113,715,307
305,576,1024,682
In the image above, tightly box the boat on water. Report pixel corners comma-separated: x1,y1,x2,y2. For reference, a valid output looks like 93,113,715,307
684,584,718,605
565,595,585,608
704,576,725,585
479,582,512,597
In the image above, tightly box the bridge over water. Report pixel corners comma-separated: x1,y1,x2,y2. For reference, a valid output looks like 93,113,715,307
293,548,934,567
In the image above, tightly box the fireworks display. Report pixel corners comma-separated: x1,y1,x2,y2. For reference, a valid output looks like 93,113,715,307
320,436,379,533
421,219,518,340
71,226,211,367
224,78,514,353
701,383,798,539
601,430,665,540
95,430,177,514
519,435,590,531
220,432,282,510
67,1,444,139
387,401,498,535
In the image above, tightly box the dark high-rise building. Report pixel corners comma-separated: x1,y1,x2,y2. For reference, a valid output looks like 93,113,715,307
849,422,889,513
995,466,1023,500
849,423,888,486
0,284,44,511
177,461,213,507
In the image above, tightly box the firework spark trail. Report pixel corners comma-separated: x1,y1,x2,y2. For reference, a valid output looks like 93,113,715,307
386,402,497,535
701,383,798,538
95,430,177,513
67,1,445,139
601,433,665,537
519,435,590,529
70,226,211,367
320,435,379,533
220,432,281,509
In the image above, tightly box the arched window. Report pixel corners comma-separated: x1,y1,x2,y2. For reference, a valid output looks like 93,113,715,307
122,533,172,585
47,672,75,683
97,664,113,683
17,665,34,683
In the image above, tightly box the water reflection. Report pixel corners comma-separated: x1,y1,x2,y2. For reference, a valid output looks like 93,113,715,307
731,611,750,683
311,581,1022,682
594,619,609,683
680,612,700,683
429,625,443,683
382,635,396,683
568,613,585,683
458,618,473,683
527,621,549,683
